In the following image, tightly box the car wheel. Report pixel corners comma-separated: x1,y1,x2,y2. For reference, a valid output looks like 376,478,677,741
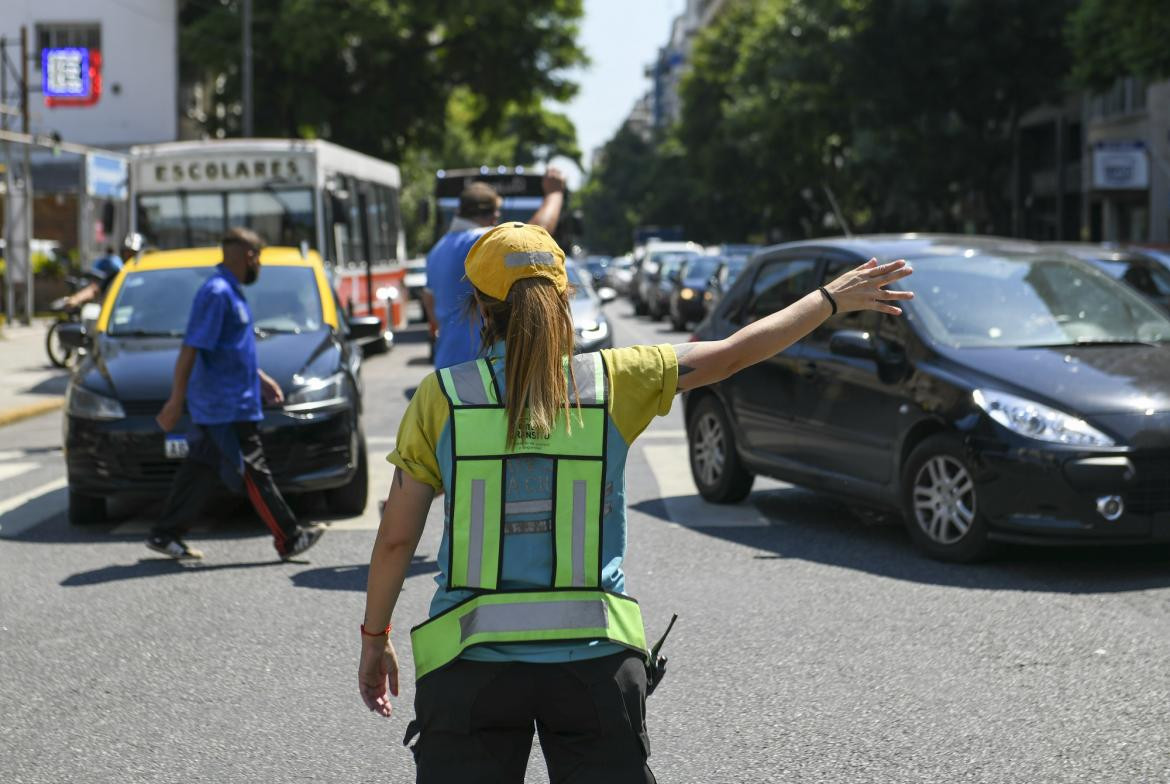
327,436,369,516
68,490,107,526
900,434,992,562
46,322,73,369
633,299,648,316
687,396,754,503
670,314,687,331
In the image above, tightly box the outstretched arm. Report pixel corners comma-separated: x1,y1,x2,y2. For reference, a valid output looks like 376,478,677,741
675,258,914,392
529,168,566,235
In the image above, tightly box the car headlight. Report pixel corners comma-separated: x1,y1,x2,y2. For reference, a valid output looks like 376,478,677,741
973,389,1114,447
66,384,125,420
285,372,347,411
704,291,714,301
575,319,610,342
680,288,695,301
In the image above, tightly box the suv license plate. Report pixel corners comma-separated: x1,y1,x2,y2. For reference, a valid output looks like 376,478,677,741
165,435,189,459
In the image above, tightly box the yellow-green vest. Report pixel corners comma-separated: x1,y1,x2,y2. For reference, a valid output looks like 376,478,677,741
409,352,648,680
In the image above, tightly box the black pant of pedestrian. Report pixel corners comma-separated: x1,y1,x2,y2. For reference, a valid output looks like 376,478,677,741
407,650,656,784
152,421,300,554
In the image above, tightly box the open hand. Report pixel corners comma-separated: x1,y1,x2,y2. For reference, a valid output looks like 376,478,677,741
259,371,284,405
823,258,915,315
359,636,399,718
542,167,566,195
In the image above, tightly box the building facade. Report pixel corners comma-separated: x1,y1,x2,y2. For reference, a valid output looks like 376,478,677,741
1017,76,1170,245
1,0,178,148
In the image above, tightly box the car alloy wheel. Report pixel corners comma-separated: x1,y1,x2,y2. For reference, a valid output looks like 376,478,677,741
693,411,726,488
912,455,976,545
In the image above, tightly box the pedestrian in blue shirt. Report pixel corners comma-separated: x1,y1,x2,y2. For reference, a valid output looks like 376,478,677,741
147,227,325,561
423,169,567,369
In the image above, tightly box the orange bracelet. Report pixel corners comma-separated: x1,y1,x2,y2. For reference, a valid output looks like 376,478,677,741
360,622,391,637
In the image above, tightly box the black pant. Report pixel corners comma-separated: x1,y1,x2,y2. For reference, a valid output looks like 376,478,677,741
152,421,301,552
409,651,656,784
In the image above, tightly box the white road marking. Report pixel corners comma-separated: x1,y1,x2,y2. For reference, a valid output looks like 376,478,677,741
366,436,396,447
0,478,69,537
641,445,770,528
638,429,687,439
0,462,38,482
0,450,27,462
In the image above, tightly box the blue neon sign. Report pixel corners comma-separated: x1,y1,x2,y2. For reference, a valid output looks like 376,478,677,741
42,48,91,98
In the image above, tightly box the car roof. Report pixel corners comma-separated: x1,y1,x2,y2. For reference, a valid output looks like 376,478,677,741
128,246,324,271
1042,242,1157,265
755,233,1056,261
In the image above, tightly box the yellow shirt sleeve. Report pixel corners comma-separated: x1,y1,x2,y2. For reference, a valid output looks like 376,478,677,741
601,344,679,445
386,372,449,492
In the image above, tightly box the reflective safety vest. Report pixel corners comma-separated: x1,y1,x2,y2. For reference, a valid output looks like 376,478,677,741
410,351,649,680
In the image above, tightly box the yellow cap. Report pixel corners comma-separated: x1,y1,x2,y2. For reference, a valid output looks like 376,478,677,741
464,222,567,301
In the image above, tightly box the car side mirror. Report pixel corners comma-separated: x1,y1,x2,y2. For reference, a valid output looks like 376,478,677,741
347,315,383,342
829,330,877,360
596,286,617,304
80,303,102,337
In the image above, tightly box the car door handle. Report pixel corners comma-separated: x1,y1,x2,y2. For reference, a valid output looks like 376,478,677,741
797,359,817,379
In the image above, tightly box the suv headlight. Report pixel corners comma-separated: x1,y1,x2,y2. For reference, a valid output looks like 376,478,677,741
285,372,346,411
973,389,1114,447
66,384,125,420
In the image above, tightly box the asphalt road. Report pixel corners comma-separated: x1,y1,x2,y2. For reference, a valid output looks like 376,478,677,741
3,303,1170,783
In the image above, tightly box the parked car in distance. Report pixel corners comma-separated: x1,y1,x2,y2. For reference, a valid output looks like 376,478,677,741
566,260,614,352
631,241,704,316
608,254,636,296
63,246,379,526
685,234,1170,562
581,255,612,289
1046,243,1170,314
668,254,723,331
707,251,758,311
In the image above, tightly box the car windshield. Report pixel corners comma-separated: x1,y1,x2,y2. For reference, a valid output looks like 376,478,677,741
107,265,324,337
565,264,592,300
654,252,699,276
683,257,720,279
900,253,1170,348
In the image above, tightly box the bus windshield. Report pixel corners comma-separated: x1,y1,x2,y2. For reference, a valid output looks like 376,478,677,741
137,188,315,250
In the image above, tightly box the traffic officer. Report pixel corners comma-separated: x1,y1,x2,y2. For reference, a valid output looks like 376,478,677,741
423,168,567,369
359,222,914,782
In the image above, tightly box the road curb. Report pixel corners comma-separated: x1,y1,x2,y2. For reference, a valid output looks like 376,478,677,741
0,398,65,428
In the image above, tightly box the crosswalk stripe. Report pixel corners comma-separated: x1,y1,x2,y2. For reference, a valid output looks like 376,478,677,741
0,478,69,537
641,445,769,528
0,462,38,482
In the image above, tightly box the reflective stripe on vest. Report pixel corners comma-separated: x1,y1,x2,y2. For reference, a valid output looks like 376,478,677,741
410,589,648,680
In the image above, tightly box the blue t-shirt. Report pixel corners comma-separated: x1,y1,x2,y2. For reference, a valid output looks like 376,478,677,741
183,265,262,424
91,254,123,279
426,220,491,369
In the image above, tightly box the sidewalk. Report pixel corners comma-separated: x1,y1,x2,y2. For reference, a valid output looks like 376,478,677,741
0,320,70,427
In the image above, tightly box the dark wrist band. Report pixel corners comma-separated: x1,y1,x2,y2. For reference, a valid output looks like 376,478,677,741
818,287,838,315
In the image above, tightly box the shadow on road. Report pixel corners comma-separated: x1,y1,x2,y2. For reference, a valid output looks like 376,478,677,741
291,556,439,591
24,373,70,396
61,557,283,586
633,487,1170,594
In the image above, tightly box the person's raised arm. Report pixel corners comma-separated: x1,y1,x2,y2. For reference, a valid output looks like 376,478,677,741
674,258,914,392
358,467,435,718
528,167,566,235
156,345,197,432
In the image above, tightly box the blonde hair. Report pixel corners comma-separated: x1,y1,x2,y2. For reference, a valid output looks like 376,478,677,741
474,279,579,448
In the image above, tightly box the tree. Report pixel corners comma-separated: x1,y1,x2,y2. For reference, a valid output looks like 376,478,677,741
179,0,586,252
1068,0,1170,89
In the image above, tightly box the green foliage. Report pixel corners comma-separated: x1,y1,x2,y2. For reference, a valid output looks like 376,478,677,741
179,0,585,255
32,252,66,279
1068,0,1170,89
585,0,1078,248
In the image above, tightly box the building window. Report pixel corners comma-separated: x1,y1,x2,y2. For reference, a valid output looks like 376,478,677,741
1089,77,1148,119
35,23,101,68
